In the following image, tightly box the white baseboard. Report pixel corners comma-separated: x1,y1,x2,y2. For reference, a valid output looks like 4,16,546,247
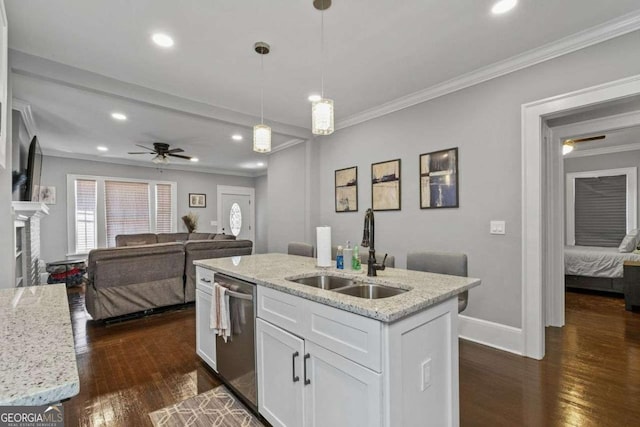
458,315,523,356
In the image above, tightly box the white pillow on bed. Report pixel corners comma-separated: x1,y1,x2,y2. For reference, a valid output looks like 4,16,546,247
619,229,640,252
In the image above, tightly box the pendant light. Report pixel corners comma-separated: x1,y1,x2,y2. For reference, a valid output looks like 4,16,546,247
562,140,574,155
311,0,334,135
253,42,271,153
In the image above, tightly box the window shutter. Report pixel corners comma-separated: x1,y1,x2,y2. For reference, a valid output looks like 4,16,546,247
574,175,626,247
156,184,173,234
105,181,150,247
75,179,97,253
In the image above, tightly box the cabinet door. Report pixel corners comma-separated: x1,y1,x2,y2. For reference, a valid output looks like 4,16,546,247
195,289,217,371
256,318,304,427
304,341,382,427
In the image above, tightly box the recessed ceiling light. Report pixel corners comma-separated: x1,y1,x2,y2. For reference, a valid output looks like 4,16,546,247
152,33,175,48
111,112,127,121
308,94,322,102
257,162,265,167
491,0,517,14
232,134,243,141
190,157,199,162
97,146,108,152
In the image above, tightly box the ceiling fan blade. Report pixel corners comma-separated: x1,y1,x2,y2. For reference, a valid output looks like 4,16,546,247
573,135,606,143
166,148,185,154
168,153,192,160
136,144,157,152
128,151,153,155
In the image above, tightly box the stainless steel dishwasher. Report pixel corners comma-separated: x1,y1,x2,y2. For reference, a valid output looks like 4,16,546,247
214,273,257,411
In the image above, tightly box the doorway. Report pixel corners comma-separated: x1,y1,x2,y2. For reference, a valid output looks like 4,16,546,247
217,185,255,247
521,74,640,360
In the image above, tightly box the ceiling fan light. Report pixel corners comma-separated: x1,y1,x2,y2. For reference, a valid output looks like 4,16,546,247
562,141,574,155
253,124,271,153
312,98,334,135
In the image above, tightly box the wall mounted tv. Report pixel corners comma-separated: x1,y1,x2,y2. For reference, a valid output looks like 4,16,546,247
24,136,42,202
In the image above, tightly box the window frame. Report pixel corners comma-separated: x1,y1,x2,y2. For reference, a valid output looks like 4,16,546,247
565,167,637,246
67,174,177,255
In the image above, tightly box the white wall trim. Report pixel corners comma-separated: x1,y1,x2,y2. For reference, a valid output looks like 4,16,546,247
458,315,523,356
11,98,37,138
522,73,640,360
565,167,637,245
337,9,640,131
271,138,307,154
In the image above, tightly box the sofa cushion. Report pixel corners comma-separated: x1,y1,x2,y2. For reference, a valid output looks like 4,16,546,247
188,232,213,240
115,233,158,247
213,234,236,241
157,232,189,243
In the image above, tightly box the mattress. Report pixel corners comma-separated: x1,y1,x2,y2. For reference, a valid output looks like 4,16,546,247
564,245,640,278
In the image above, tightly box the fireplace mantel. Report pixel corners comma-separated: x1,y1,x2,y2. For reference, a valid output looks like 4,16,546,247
12,201,50,218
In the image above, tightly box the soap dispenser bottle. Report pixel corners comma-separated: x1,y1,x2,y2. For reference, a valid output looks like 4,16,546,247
352,245,361,271
343,241,353,271
336,245,344,269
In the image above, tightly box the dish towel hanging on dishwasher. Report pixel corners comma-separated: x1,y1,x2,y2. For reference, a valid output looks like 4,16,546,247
210,282,231,342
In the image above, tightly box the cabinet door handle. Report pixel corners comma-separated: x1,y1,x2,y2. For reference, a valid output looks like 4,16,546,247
292,351,300,383
303,353,311,385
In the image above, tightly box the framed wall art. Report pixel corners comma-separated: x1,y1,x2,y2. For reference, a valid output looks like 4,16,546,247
420,147,459,209
189,193,207,208
335,166,358,212
371,159,401,211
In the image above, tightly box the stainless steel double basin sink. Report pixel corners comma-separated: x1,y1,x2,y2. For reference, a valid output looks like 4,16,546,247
287,274,407,299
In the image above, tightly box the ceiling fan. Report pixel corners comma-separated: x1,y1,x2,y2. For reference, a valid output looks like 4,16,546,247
128,142,194,164
562,135,605,155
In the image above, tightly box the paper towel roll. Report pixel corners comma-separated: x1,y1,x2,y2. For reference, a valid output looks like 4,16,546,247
316,226,332,267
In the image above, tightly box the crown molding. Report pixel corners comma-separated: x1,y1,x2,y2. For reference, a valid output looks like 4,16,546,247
566,141,640,159
43,150,263,178
270,138,307,154
336,10,640,130
12,98,37,138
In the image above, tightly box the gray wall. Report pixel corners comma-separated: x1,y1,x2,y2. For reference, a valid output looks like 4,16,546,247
268,30,640,328
254,174,268,253
0,75,14,289
39,155,255,261
267,142,308,253
565,149,640,225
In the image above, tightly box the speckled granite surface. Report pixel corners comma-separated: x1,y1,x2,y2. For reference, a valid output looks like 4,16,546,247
0,284,79,405
195,253,481,322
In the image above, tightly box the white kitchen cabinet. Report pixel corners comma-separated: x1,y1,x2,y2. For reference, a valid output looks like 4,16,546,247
256,286,460,427
256,318,304,427
195,288,217,372
304,340,382,427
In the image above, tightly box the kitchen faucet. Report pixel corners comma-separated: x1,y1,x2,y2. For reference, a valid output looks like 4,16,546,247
361,208,388,277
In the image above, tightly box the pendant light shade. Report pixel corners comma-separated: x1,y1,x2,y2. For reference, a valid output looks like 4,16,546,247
253,41,271,153
253,124,271,153
312,98,334,135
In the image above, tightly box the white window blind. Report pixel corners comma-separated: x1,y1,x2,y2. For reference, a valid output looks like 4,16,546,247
75,179,97,253
105,180,150,247
575,175,627,247
156,184,173,234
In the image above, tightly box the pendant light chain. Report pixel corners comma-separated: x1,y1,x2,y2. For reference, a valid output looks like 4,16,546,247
260,53,265,125
321,0,325,98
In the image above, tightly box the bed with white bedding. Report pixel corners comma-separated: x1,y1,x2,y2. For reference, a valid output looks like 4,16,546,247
564,245,640,293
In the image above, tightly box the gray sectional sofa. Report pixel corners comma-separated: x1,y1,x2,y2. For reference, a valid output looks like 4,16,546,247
85,232,252,320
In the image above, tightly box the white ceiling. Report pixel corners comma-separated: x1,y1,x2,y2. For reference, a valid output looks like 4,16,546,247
7,0,640,173
567,125,640,153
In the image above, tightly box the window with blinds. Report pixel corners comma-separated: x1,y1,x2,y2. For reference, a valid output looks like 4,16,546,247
75,179,97,253
156,184,173,234
574,175,626,247
105,180,151,247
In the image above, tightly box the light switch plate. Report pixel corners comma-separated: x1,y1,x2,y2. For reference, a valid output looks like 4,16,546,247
490,220,506,235
421,358,432,391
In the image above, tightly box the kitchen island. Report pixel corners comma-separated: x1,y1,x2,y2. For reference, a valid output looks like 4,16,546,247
0,284,79,405
195,253,480,427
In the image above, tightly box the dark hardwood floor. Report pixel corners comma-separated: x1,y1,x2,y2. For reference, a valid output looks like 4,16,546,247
63,287,640,426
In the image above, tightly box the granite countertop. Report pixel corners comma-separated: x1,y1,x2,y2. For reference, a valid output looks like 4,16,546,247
195,253,481,322
0,284,79,405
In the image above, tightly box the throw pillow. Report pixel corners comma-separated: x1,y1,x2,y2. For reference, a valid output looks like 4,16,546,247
619,233,637,253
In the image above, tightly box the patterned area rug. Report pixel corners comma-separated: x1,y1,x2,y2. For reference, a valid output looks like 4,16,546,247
149,385,264,427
